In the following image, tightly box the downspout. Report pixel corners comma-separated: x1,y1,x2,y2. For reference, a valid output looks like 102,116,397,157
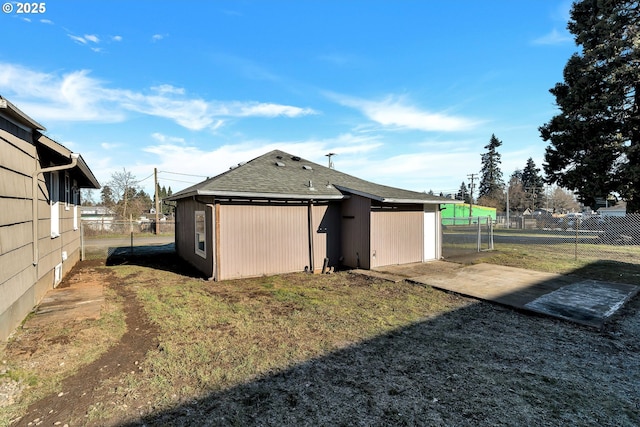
308,200,315,273
32,153,79,265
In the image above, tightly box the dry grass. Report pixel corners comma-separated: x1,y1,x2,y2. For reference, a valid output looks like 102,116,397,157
1,255,640,426
102,268,468,416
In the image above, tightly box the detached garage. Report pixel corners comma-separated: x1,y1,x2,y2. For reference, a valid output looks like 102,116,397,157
168,150,454,280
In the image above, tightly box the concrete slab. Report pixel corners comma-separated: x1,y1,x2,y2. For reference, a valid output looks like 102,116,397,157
395,263,638,328
525,280,639,326
25,269,104,329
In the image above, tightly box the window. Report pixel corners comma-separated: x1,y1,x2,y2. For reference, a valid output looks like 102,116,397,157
195,210,206,258
64,172,70,210
50,171,60,238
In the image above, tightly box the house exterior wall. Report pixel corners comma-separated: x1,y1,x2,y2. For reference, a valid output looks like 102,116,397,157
0,124,86,341
218,203,309,280
341,194,371,269
312,202,341,271
370,204,424,268
175,198,215,278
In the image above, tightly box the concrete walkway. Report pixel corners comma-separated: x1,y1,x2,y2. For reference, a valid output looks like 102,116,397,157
372,262,639,329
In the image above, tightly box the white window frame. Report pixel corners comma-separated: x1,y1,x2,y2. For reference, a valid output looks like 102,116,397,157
50,171,60,238
195,210,206,258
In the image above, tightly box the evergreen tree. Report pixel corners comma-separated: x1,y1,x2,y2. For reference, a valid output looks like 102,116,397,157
507,169,527,213
540,0,640,212
479,134,504,199
521,158,545,210
100,185,115,207
457,181,471,203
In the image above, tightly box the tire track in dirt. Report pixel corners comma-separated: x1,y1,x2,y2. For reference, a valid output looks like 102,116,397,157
15,275,158,427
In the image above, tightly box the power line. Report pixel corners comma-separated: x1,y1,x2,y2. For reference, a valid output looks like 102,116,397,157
159,170,209,178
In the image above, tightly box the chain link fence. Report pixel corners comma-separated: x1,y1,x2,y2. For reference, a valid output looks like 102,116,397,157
443,213,640,265
442,216,494,258
81,219,175,259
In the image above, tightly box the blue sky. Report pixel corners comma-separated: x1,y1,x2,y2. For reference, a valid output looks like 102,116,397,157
0,0,576,198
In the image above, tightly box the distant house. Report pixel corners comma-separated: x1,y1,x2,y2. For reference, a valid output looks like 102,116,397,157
0,96,100,341
167,150,458,281
598,201,627,218
81,206,117,232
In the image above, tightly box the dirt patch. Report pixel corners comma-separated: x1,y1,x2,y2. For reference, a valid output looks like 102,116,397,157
5,261,159,427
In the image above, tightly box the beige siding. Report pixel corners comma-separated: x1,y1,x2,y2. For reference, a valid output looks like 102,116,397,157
0,198,31,226
0,222,31,254
1,125,88,340
341,195,371,269
219,203,309,280
0,267,37,341
0,131,36,176
0,168,31,199
370,207,423,268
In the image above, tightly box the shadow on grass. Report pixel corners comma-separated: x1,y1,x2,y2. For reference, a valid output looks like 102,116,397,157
97,255,638,426
105,243,207,279
116,294,640,427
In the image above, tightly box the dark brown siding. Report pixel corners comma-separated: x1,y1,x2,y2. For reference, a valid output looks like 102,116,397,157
312,202,341,271
175,198,215,278
341,195,371,269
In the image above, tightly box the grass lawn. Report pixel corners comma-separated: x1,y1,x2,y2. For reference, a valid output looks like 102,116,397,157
1,250,639,426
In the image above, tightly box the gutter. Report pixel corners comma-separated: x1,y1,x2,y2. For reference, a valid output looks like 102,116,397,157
32,153,79,266
168,189,345,201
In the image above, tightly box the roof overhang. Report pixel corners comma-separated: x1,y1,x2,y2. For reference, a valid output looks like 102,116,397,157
36,134,100,189
0,97,46,130
167,189,346,201
334,185,459,205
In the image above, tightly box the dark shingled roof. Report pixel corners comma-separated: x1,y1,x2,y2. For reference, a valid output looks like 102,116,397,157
168,149,455,204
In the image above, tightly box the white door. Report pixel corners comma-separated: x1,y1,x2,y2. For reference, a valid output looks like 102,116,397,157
424,209,437,261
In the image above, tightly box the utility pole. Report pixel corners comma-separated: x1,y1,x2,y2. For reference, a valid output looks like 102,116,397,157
467,173,477,219
154,167,160,234
326,152,336,169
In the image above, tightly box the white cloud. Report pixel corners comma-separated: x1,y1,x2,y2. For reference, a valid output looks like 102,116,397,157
0,62,316,131
329,93,480,132
236,102,316,118
151,132,186,144
40,19,54,24
68,34,88,45
100,142,121,150
532,28,573,45
112,35,123,42
151,34,165,42
151,84,185,95
67,34,101,45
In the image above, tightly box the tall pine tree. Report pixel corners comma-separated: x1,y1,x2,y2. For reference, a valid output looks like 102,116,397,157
540,0,640,212
479,134,504,199
521,158,545,210
457,181,471,203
